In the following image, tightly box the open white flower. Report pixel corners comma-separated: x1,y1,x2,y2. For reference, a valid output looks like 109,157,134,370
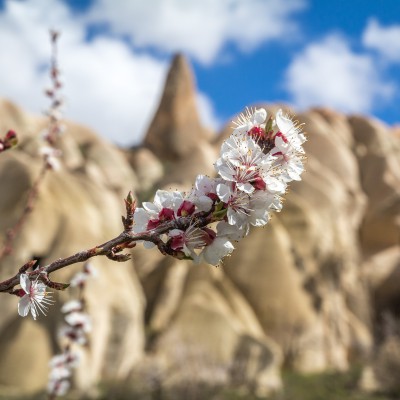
272,136,305,182
187,175,220,212
168,224,215,262
18,274,53,320
216,135,273,194
275,109,306,152
216,183,251,229
133,190,185,248
232,107,267,136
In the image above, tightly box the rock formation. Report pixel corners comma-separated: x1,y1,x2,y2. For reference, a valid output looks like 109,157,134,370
142,54,217,188
0,54,399,398
0,100,145,395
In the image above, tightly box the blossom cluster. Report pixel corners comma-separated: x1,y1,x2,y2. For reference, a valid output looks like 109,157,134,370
47,263,95,398
47,350,80,397
40,30,65,171
133,108,306,265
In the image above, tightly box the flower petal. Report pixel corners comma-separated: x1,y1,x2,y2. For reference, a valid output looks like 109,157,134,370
276,109,293,135
20,274,31,294
253,108,267,124
202,237,234,265
18,294,31,317
216,183,232,203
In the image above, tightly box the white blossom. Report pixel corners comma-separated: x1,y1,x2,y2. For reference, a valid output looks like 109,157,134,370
168,224,215,262
187,175,220,212
215,221,247,242
216,135,272,194
47,352,80,396
18,274,53,320
133,190,185,248
232,107,267,136
201,237,235,265
216,183,251,229
61,300,83,314
271,136,305,182
131,107,305,266
58,325,88,345
275,109,306,152
65,311,92,334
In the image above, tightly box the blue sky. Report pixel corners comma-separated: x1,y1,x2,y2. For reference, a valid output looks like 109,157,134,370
0,0,399,146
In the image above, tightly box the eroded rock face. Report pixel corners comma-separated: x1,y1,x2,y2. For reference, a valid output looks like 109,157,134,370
1,52,399,397
0,100,145,395
349,116,400,255
138,262,282,397
359,247,400,393
214,106,372,372
350,117,400,395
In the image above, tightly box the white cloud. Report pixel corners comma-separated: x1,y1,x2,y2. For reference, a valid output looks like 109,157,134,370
61,39,167,145
0,0,233,146
0,0,84,116
0,0,169,146
87,0,306,64
363,19,400,63
285,35,394,113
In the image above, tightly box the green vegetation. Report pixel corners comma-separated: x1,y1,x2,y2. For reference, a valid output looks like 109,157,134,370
1,367,398,400
268,368,393,400
90,368,400,399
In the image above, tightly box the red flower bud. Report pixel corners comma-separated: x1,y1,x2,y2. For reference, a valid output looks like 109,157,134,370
177,200,195,217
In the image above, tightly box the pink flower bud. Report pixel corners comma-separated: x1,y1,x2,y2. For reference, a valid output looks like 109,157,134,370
177,200,195,217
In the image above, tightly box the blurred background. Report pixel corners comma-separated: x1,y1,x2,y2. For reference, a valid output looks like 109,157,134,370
0,0,399,399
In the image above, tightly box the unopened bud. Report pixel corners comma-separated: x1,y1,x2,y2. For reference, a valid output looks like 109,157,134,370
19,259,38,273
106,252,131,262
4,130,18,148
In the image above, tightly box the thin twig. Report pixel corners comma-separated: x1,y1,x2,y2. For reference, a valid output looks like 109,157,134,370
0,30,63,262
0,164,47,261
0,214,202,294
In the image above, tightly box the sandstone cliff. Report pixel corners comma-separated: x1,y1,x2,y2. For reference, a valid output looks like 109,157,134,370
0,54,399,398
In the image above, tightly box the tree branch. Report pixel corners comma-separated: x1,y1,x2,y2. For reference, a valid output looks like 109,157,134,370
0,214,199,294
